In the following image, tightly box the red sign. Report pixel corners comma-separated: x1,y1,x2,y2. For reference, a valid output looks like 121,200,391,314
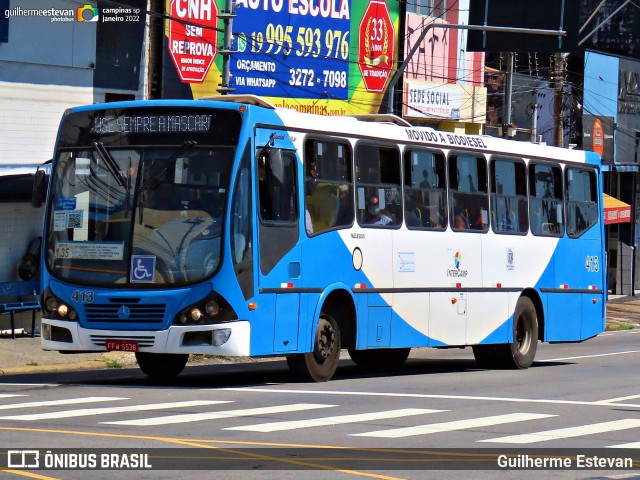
592,118,604,156
604,194,632,225
168,0,218,83
358,0,395,93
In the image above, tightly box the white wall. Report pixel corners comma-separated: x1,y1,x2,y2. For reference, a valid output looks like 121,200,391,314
0,202,44,281
0,81,93,164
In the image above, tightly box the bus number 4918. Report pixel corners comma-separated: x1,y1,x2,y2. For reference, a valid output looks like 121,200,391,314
585,256,599,273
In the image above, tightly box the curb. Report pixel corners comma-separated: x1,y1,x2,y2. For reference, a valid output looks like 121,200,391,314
0,359,114,376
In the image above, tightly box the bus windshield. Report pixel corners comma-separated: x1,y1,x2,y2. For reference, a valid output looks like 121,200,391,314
47,144,234,287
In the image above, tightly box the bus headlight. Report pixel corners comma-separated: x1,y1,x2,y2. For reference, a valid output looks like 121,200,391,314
45,296,58,313
42,289,78,321
173,293,238,326
205,300,220,317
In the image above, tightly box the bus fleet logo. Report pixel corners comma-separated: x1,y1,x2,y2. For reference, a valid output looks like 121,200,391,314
447,251,468,278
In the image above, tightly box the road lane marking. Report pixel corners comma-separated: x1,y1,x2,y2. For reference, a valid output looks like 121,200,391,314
226,408,442,432
352,413,554,438
2,470,61,479
481,419,640,444
596,394,640,404
608,441,640,448
101,403,336,426
540,350,640,362
0,394,27,399
0,396,126,411
0,400,230,421
222,387,640,409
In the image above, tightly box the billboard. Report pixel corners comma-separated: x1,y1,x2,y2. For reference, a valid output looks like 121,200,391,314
467,0,578,53
162,0,400,115
617,58,640,164
401,5,486,126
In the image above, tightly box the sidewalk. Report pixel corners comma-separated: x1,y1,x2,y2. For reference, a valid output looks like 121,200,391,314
2,296,640,375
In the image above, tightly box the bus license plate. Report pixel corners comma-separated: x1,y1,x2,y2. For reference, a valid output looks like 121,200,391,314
105,339,138,352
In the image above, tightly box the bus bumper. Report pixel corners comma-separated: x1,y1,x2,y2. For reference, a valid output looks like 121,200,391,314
40,318,251,356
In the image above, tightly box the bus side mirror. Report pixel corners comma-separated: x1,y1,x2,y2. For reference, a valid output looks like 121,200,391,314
32,169,47,208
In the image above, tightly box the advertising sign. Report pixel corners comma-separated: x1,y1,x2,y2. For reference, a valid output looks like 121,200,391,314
357,0,394,93
162,0,400,115
231,0,351,100
404,81,462,120
168,0,218,83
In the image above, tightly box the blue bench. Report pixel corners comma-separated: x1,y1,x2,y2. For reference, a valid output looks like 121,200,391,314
0,281,41,339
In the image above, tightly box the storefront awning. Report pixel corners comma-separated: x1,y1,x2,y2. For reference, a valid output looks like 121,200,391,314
604,194,632,224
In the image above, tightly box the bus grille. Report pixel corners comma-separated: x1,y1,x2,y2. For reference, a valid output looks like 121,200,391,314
84,304,166,323
90,335,155,348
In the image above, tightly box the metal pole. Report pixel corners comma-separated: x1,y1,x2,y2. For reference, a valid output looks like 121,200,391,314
530,103,538,143
553,52,565,147
387,24,565,114
502,52,514,138
217,0,236,95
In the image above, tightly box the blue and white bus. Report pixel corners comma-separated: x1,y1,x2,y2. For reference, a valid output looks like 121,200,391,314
35,95,606,381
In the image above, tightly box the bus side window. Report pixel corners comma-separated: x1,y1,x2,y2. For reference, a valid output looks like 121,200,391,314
449,154,489,232
529,163,564,237
355,144,401,227
258,149,298,224
565,167,598,238
403,149,446,229
490,157,528,234
303,139,353,235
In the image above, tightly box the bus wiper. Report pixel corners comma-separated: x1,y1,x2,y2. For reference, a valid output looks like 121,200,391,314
93,142,127,188
145,140,198,192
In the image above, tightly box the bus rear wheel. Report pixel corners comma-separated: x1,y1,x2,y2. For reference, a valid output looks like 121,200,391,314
348,348,411,368
135,352,189,380
287,314,341,382
472,296,538,369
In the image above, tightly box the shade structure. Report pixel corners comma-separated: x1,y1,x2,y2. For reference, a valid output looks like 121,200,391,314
603,194,632,224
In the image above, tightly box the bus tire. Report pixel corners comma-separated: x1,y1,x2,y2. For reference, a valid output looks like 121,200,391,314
286,314,341,382
508,296,538,369
472,297,538,369
348,348,410,368
135,352,189,379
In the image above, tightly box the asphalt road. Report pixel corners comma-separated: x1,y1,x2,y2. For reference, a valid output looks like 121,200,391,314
0,328,639,479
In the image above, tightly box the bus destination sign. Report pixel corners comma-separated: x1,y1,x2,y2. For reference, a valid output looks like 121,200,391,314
91,114,213,135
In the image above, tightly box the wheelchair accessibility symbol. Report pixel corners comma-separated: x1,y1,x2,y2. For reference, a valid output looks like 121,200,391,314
130,255,156,283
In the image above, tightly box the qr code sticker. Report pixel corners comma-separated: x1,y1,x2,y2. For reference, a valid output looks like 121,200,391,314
66,210,83,229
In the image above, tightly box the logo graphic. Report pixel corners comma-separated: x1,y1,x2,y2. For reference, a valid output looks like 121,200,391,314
8,450,40,469
118,305,131,320
130,255,156,283
454,251,462,269
507,248,515,271
76,4,99,22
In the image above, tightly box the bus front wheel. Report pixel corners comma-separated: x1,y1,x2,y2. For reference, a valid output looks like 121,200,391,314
287,314,341,382
135,352,189,380
472,296,538,369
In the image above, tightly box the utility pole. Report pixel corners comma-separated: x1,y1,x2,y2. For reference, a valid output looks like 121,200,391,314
217,0,236,95
502,52,514,138
145,0,164,99
553,52,565,147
